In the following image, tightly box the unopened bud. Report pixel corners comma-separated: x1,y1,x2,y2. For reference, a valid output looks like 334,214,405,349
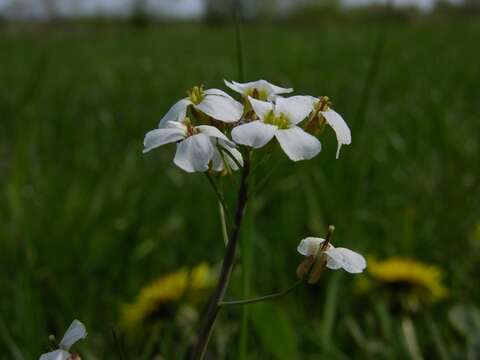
296,255,316,280
307,254,327,284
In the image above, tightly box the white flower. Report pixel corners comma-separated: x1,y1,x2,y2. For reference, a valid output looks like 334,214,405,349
39,320,87,360
231,96,321,161
158,86,243,127
297,237,366,274
288,95,351,159
224,79,293,101
144,118,241,173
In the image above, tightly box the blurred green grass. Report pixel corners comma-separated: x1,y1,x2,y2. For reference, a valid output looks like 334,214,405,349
0,21,479,358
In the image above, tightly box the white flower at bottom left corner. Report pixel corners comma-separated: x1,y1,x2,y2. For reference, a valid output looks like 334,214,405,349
39,320,87,360
143,119,239,173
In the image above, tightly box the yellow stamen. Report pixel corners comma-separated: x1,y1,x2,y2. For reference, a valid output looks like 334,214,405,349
263,110,290,129
187,85,205,105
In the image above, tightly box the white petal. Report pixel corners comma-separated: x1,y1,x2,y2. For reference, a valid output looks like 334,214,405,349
231,121,277,148
143,127,186,153
224,80,245,94
165,120,188,130
225,80,271,96
326,255,343,270
211,140,243,172
275,126,321,161
39,350,71,360
297,237,324,256
275,97,312,125
248,96,274,120
224,79,292,99
194,94,243,123
325,248,366,274
59,319,87,350
211,146,224,172
224,146,243,170
173,133,213,173
204,88,234,98
322,109,351,159
286,95,317,109
196,125,234,146
269,82,293,95
158,98,191,128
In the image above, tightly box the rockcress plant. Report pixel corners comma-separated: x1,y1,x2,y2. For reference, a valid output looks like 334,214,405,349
38,80,365,359
144,79,364,359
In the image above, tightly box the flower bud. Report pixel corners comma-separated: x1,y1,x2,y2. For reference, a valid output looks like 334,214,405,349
307,254,327,284
296,255,316,280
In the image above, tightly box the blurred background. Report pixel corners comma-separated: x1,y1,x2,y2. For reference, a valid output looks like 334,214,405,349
1,0,479,359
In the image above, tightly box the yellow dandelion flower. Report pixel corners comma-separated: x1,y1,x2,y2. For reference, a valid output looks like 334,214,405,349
367,257,448,302
121,262,214,330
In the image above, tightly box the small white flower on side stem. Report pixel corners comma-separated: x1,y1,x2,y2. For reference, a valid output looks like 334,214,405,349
144,118,241,173
224,79,293,101
232,96,321,161
39,320,87,360
289,95,351,159
158,86,244,127
296,229,366,284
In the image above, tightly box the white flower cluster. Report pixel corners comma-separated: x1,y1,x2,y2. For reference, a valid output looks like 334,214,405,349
143,80,351,172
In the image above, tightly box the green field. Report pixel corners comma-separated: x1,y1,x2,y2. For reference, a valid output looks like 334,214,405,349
1,21,480,359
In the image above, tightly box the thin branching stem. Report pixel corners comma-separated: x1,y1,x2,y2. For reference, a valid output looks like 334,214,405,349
220,280,303,307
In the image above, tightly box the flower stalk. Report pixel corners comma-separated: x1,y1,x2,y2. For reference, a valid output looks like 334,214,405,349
219,280,303,307
190,155,251,360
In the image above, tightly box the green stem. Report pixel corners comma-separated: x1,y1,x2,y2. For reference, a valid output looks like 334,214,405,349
238,174,254,359
401,316,423,360
220,280,303,307
204,173,233,227
234,5,244,82
218,201,229,246
233,7,248,358
191,158,251,360
354,0,392,131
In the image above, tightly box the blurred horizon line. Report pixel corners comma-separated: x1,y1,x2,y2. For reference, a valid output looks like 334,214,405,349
0,0,471,21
